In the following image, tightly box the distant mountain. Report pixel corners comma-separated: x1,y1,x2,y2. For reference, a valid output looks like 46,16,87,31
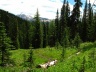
17,14,50,22
17,14,33,21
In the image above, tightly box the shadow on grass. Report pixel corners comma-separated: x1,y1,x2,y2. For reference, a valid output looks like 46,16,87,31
82,43,95,52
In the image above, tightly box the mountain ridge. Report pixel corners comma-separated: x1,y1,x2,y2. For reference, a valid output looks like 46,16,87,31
17,14,50,22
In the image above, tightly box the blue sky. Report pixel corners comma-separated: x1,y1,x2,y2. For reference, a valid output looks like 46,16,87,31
0,0,95,19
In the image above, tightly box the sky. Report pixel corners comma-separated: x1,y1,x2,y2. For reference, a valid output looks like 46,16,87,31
0,0,96,19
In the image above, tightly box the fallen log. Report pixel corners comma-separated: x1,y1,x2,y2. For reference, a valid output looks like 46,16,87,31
48,60,57,67
36,63,49,68
36,60,57,68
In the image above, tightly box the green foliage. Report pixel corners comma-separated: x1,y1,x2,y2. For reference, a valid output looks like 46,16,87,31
27,45,34,68
73,33,82,50
0,42,95,72
48,20,56,47
60,0,68,41
81,0,88,42
40,23,43,48
0,22,13,66
61,47,66,62
70,0,82,39
62,27,70,48
55,9,59,49
1,0,96,71
33,9,41,48
78,56,86,72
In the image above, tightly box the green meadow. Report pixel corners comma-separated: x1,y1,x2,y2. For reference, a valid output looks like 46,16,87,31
0,42,96,72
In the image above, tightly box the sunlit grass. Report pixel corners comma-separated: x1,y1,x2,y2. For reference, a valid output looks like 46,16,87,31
0,42,96,72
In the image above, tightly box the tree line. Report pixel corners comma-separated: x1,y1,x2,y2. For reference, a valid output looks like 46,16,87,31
0,0,96,49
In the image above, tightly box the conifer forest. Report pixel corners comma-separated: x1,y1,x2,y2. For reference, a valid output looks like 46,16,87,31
0,0,96,72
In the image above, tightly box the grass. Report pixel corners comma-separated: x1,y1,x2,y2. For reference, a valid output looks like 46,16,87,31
0,42,96,72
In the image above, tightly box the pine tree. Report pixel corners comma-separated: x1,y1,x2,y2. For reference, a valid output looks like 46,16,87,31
87,0,94,41
55,9,59,49
0,22,12,66
93,13,96,40
60,0,67,42
42,21,47,48
33,9,41,48
70,0,82,39
66,1,70,27
81,0,88,42
27,44,34,69
60,0,71,45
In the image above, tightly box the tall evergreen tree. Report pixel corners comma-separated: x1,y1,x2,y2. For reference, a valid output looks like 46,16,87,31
60,0,67,42
55,9,59,48
87,0,94,41
0,22,12,66
42,21,48,48
27,44,34,69
93,13,96,40
33,9,41,48
60,0,71,45
70,0,82,39
81,0,88,42
66,1,70,27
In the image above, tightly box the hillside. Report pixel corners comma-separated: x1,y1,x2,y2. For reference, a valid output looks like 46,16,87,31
0,42,96,72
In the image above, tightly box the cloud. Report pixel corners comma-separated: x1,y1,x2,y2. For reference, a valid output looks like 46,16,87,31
0,0,74,19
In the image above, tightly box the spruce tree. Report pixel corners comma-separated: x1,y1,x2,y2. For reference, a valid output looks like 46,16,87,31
87,0,94,41
55,9,59,49
60,0,67,42
70,0,82,39
0,22,12,66
33,9,41,48
27,44,34,69
66,1,70,27
93,13,96,40
60,0,71,45
81,0,88,42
